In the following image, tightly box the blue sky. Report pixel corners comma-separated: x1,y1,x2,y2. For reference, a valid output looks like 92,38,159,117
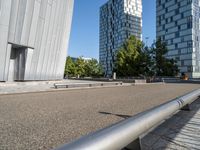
68,0,156,59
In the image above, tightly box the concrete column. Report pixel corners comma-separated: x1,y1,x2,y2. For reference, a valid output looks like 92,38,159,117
3,43,12,81
24,48,33,80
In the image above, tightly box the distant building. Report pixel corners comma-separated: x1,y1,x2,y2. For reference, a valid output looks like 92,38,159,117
99,0,142,77
0,0,74,81
71,57,93,62
156,0,200,78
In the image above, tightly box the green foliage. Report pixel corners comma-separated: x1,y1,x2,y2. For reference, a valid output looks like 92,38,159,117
151,38,179,76
65,36,179,78
64,56,103,78
75,57,86,77
85,59,104,77
163,59,179,76
115,36,179,77
114,36,150,76
142,46,155,77
64,56,76,77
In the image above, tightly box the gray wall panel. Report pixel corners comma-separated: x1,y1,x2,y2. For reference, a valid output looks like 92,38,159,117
47,0,61,79
0,0,74,81
39,0,47,19
42,0,58,79
14,0,27,44
30,0,47,80
28,0,41,47
3,43,12,81
53,0,68,77
0,0,12,81
35,2,51,79
20,0,35,46
29,18,45,80
56,0,74,78
0,26,9,80
40,0,57,80
48,0,62,79
8,0,19,43
24,48,33,80
0,0,12,26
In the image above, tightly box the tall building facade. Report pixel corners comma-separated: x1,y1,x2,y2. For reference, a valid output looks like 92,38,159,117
0,0,74,81
99,0,142,76
156,0,200,78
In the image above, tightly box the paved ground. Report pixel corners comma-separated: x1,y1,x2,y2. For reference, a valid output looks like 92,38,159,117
0,80,119,94
142,98,200,150
0,83,200,150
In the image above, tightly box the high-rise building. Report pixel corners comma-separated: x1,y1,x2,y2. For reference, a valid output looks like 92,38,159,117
0,0,74,81
156,0,200,78
99,0,142,76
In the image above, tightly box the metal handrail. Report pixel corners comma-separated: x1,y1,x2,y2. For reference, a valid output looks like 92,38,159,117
55,89,200,150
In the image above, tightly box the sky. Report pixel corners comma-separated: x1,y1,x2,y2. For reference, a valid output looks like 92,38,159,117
68,0,156,60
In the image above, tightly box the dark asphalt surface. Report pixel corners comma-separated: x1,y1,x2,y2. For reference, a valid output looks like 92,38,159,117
0,83,200,150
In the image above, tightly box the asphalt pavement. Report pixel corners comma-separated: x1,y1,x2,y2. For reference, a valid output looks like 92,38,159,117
0,83,200,150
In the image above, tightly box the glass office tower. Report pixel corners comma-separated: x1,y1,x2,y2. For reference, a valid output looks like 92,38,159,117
99,0,142,76
157,0,200,78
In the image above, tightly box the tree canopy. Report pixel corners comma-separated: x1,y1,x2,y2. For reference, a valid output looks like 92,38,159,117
64,57,103,78
64,56,76,77
152,38,179,76
114,36,179,77
65,36,179,78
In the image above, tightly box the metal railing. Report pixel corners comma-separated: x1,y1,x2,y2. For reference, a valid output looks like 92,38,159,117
55,89,200,150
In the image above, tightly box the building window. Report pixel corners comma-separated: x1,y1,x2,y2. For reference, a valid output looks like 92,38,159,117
175,9,179,15
187,41,192,48
175,43,178,49
176,56,180,61
187,0,192,4
181,60,184,66
181,37,184,42
187,16,192,29
175,32,179,38
158,0,161,5
181,13,184,18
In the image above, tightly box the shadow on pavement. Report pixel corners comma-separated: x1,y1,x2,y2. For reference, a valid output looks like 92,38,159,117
164,79,200,84
141,98,200,150
99,111,132,119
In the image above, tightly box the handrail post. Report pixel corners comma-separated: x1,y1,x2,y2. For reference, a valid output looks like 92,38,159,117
122,138,141,150
181,104,190,111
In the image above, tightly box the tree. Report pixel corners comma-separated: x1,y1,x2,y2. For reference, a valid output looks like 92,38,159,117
114,36,179,77
75,57,86,77
163,59,179,76
151,38,179,76
64,56,76,77
142,46,155,77
114,35,148,77
64,56,104,78
85,59,104,77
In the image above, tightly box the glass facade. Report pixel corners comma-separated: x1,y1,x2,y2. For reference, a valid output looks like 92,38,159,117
99,0,142,77
156,0,200,78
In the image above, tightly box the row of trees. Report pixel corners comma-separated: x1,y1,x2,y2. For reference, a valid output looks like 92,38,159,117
114,36,179,77
64,57,103,78
65,36,179,78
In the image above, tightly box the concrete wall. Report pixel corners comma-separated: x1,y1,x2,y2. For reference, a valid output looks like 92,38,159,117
0,0,74,81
